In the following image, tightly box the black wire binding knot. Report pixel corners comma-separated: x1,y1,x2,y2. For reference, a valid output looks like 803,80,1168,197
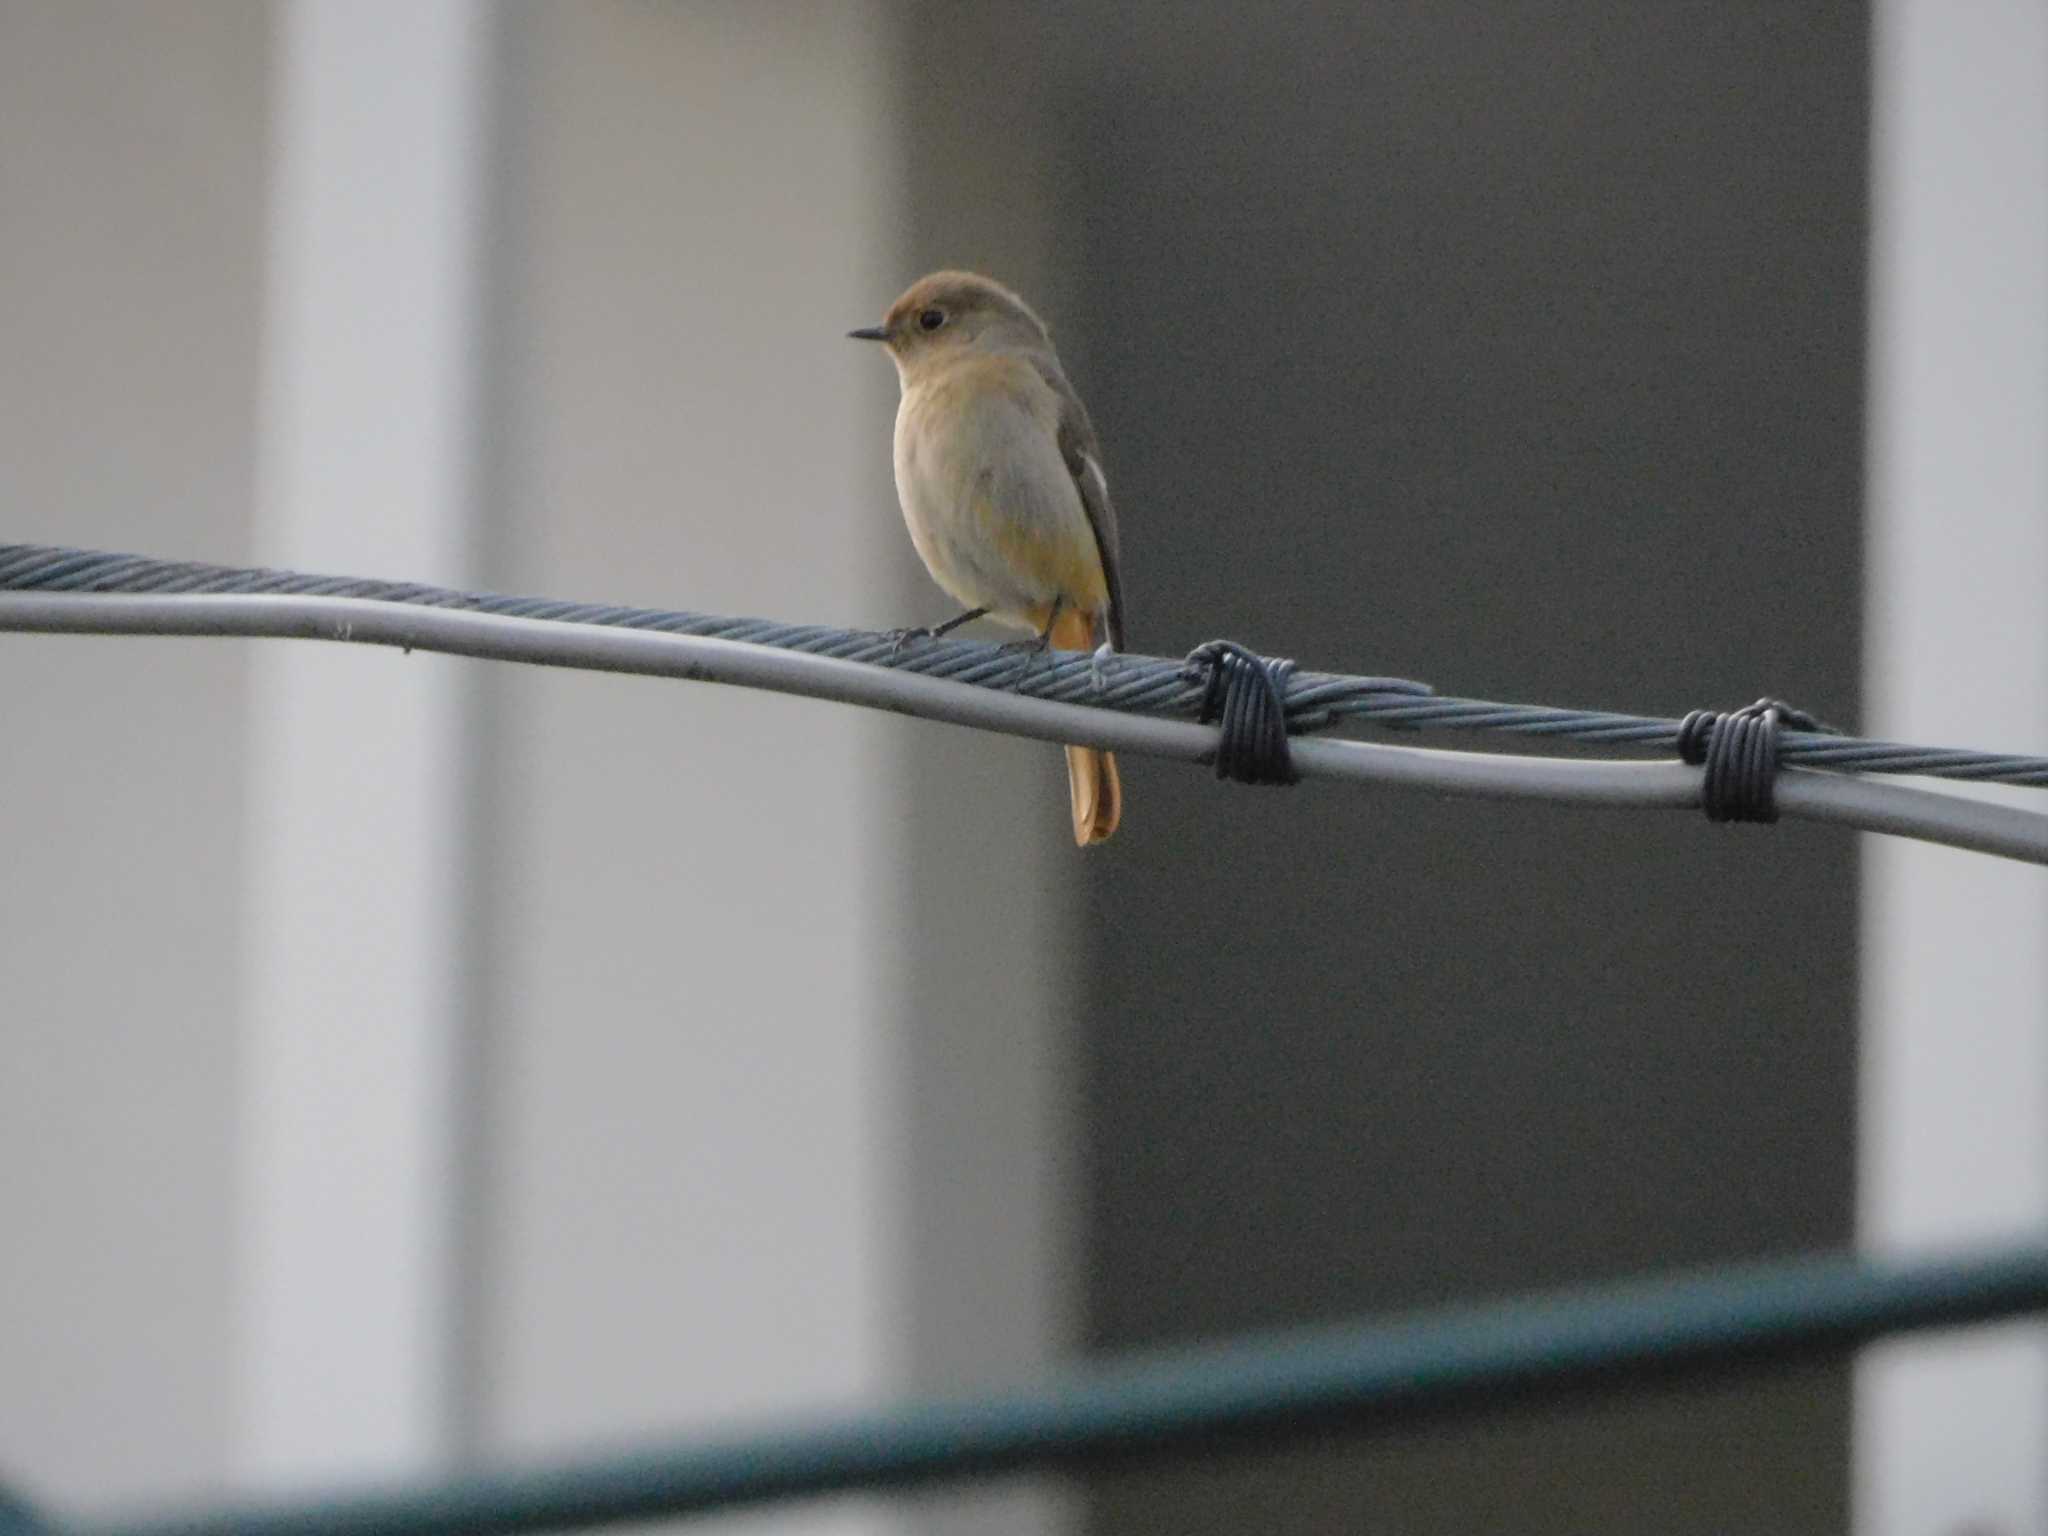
1676,697,1833,824
1187,640,1299,786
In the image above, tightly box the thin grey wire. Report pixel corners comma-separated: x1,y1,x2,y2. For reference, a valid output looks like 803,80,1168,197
1,545,2045,867
6,541,2046,784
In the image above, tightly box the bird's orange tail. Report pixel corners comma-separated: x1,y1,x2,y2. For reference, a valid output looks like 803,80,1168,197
1051,607,1120,845
1064,744,1121,845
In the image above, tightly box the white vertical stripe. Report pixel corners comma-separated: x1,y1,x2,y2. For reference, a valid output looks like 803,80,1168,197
1859,3,2048,1533
476,17,908,1536
237,0,487,1486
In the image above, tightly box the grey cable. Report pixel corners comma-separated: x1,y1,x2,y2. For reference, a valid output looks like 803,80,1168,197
1,543,2045,865
5,590,2044,866
9,541,2048,783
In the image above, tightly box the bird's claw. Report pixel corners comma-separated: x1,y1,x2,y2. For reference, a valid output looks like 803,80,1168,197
997,632,1052,689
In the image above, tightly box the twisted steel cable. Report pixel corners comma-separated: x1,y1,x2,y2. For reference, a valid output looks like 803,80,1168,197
4,541,2044,786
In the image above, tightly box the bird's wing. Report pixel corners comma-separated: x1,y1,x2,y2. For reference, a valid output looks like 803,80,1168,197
1030,353,1126,650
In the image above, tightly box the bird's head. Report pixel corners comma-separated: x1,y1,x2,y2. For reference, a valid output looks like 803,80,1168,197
848,270,1051,374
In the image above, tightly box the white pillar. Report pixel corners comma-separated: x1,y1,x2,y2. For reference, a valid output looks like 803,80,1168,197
1858,3,2048,1533
236,0,490,1487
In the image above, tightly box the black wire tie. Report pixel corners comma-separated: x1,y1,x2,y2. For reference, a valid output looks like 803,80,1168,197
1676,697,1831,824
1187,639,1300,786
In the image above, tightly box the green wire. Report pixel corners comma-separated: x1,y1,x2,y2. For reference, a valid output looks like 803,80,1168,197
43,1242,2048,1536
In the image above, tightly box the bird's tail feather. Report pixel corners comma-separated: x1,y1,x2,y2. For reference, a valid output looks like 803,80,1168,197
1050,607,1120,845
1065,744,1121,846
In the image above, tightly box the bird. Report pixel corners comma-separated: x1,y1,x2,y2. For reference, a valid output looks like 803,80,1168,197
850,270,1125,846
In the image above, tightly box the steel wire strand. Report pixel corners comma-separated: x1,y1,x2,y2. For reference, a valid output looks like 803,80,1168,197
8,540,2048,777
2,543,2046,865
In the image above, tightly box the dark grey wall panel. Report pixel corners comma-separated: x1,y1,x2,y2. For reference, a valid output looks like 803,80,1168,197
902,5,1866,1532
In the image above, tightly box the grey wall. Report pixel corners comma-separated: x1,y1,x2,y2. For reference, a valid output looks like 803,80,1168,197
0,0,267,1510
911,4,1867,1531
0,3,1872,1529
465,0,937,1504
0,6,1074,1528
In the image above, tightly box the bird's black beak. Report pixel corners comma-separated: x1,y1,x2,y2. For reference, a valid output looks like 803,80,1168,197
846,326,889,342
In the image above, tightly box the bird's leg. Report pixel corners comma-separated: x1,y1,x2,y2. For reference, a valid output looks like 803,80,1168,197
1000,595,1065,686
930,606,990,638
997,596,1064,655
886,606,988,653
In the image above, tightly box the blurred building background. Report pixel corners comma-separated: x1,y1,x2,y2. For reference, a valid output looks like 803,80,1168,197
0,3,2041,1535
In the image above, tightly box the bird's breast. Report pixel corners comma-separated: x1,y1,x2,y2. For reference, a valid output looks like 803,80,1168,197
890,360,1104,623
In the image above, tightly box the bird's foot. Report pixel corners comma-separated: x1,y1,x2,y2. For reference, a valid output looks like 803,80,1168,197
997,630,1054,689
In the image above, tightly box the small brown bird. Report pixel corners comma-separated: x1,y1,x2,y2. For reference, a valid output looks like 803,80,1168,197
851,270,1125,845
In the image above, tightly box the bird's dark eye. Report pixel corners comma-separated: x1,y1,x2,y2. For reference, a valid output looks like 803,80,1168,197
917,307,946,332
